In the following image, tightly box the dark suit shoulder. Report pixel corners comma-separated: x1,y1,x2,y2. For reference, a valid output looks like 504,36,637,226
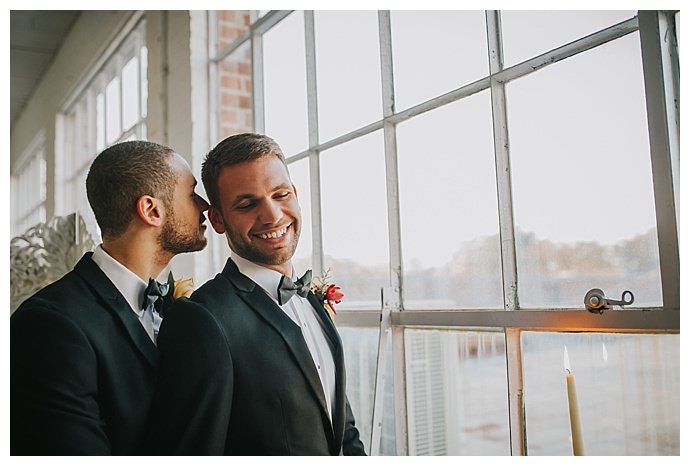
10,254,143,358
187,270,245,311
12,266,113,325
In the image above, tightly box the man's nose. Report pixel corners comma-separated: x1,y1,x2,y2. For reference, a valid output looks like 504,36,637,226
258,199,282,224
195,193,210,211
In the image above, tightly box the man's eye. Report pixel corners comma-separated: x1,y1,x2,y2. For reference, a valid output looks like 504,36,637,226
276,192,290,199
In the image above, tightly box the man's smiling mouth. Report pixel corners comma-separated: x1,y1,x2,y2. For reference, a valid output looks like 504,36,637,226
256,226,288,240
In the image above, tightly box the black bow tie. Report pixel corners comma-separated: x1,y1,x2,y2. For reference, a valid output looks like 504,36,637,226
277,270,312,305
141,276,173,316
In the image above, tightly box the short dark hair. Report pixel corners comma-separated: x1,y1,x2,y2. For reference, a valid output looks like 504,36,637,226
86,140,177,239
201,133,286,208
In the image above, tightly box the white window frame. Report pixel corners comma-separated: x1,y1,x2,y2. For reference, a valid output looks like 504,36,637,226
210,10,680,455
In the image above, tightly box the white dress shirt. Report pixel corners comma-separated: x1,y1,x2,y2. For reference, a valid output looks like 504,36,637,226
231,254,336,422
91,245,161,343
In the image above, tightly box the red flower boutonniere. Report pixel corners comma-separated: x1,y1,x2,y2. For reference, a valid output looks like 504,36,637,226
310,268,344,318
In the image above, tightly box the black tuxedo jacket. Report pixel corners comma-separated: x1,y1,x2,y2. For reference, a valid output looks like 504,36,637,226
148,258,366,455
10,252,158,455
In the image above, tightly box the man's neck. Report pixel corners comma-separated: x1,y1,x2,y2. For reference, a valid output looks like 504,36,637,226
231,252,293,277
102,235,171,282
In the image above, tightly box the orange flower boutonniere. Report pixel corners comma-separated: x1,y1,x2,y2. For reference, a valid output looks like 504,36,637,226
162,272,195,302
172,276,195,300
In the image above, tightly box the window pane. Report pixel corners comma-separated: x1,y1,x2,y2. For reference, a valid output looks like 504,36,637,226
264,12,308,156
522,331,680,455
320,132,388,309
122,56,139,130
508,34,662,309
501,10,635,67
11,151,46,236
397,92,502,310
96,92,105,151
105,76,121,144
391,10,488,111
405,329,510,455
338,327,381,455
140,46,148,119
314,11,382,142
287,157,313,274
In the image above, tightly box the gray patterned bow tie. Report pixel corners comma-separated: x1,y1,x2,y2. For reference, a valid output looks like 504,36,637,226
141,277,172,316
277,270,312,305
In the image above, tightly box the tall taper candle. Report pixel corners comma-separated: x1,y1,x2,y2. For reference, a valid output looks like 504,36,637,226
564,347,585,455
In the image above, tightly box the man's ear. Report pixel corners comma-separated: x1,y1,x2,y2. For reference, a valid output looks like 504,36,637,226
136,195,164,227
208,207,227,234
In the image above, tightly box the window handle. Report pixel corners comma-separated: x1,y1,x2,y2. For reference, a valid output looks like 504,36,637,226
584,288,635,314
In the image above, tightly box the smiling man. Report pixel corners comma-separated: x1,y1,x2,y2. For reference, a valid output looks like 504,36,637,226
148,133,366,456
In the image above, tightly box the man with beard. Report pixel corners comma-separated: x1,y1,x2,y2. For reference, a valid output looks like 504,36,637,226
10,140,209,455
148,133,366,455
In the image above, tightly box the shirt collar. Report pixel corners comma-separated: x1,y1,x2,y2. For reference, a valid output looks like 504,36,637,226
230,253,295,302
91,244,148,314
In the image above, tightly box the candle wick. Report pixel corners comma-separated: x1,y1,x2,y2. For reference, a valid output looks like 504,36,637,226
566,368,572,375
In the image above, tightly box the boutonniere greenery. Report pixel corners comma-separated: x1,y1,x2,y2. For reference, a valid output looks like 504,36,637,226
310,268,344,318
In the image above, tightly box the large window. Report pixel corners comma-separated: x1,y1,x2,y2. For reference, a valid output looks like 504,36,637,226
210,10,679,455
11,133,46,237
58,15,148,240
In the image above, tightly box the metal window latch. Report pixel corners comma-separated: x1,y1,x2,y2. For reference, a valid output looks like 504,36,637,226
584,288,635,314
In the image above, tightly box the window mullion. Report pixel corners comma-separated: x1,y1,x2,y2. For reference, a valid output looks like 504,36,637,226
304,11,325,276
638,11,680,312
376,10,408,457
486,9,525,457
251,16,265,133
486,10,518,313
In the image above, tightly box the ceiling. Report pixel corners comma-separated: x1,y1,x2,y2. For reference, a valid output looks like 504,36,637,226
10,10,81,127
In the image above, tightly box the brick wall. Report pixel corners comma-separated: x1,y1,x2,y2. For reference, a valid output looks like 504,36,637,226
217,11,253,137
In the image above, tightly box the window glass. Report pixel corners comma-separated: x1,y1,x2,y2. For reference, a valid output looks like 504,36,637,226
339,327,381,455
320,132,389,309
314,11,382,142
405,329,510,455
140,46,148,119
397,91,502,310
264,11,308,156
11,150,46,236
96,91,105,152
501,10,635,67
391,10,488,111
288,157,313,274
522,331,680,455
122,56,139,131
105,75,121,144
507,33,662,308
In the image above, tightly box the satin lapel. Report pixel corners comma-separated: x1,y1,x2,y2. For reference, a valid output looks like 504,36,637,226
307,293,341,349
74,253,158,367
308,292,347,450
221,259,331,420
